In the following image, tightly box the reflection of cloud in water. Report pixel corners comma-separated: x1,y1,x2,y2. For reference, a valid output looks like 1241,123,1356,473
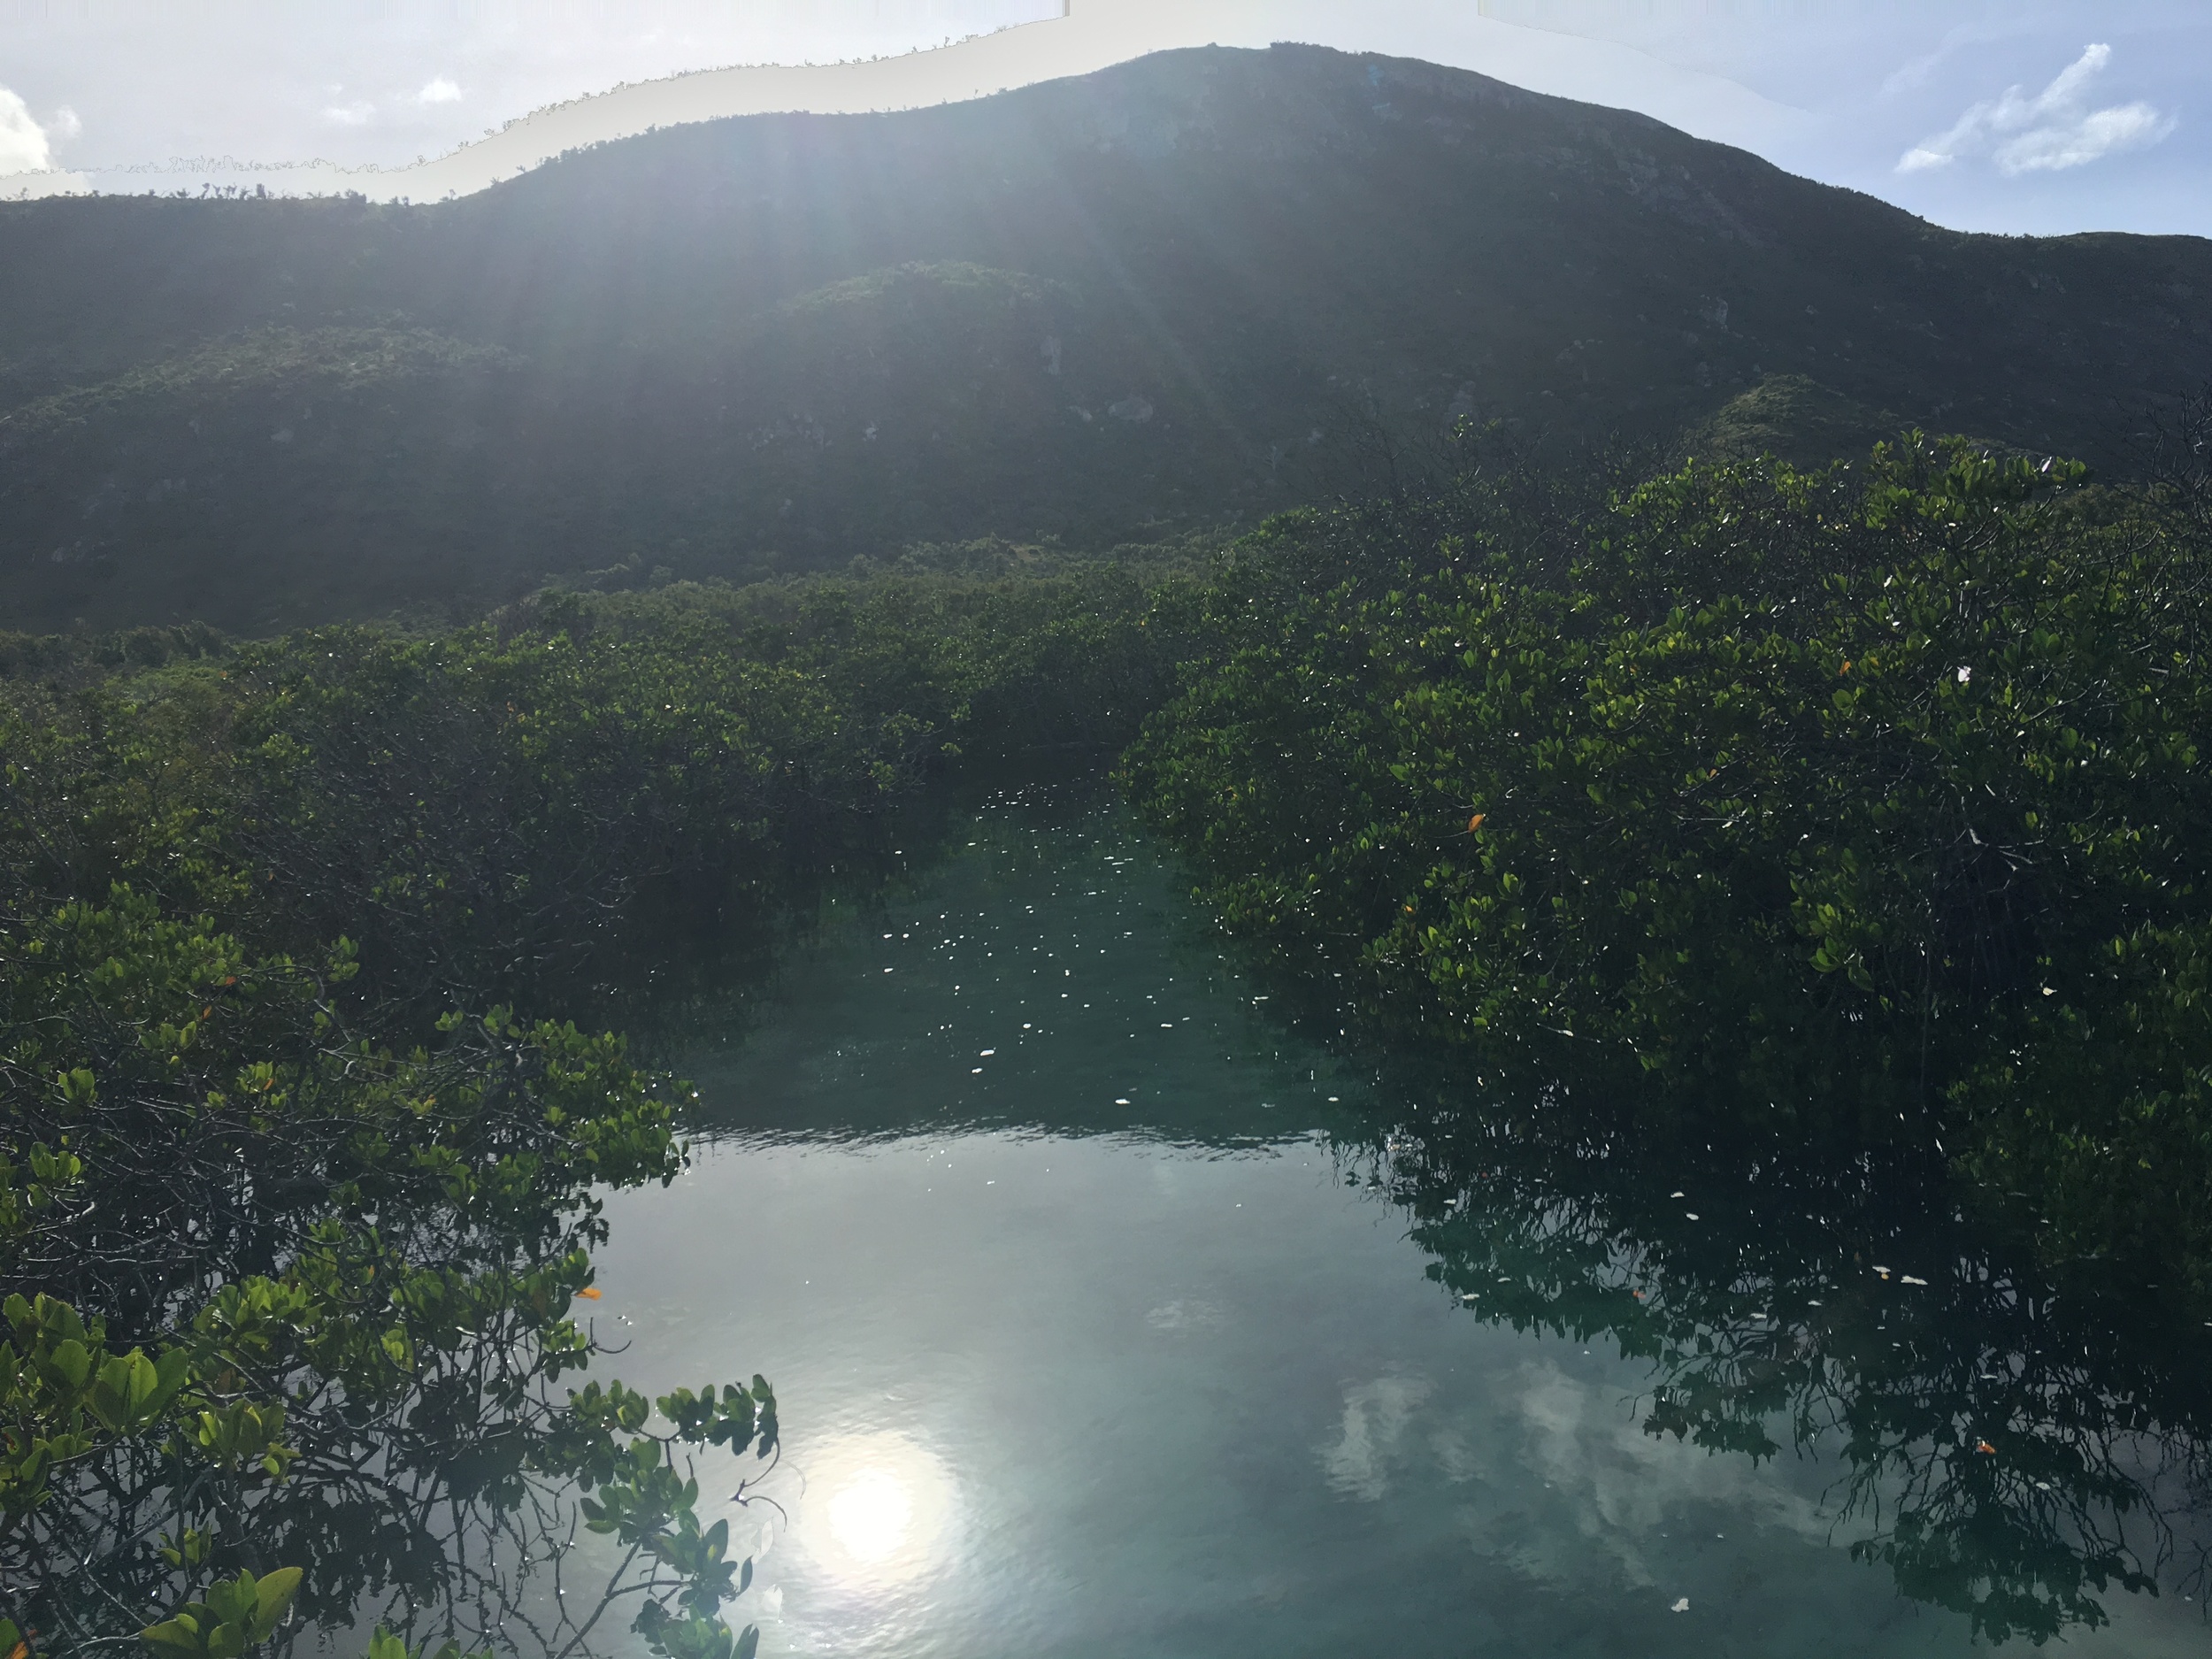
1143,1298,1221,1332
1319,1373,1434,1501
1511,1360,1832,1588
1318,1361,1838,1586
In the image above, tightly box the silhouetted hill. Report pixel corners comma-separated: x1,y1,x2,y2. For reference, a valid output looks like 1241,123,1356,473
4,43,2208,633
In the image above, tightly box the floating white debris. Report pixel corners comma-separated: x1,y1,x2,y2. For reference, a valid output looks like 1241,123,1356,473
1671,1191,1686,1199
1686,1212,1701,1221
1901,1274,1928,1286
1114,1097,1131,1106
1671,1598,1690,1613
979,1048,995,1056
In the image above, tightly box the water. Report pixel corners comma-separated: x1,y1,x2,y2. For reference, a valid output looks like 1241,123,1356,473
588,783,2212,1656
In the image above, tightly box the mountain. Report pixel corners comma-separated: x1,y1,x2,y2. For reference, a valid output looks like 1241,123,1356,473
4,43,2209,634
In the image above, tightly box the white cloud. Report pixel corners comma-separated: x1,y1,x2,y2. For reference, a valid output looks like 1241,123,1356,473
1898,43,2174,176
322,100,376,127
50,105,82,143
0,87,54,175
1994,100,2172,173
417,76,464,105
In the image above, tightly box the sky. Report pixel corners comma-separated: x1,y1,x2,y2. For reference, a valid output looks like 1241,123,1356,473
0,0,2205,236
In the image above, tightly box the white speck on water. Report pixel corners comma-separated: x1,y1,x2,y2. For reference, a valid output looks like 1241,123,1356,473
1672,1598,1690,1613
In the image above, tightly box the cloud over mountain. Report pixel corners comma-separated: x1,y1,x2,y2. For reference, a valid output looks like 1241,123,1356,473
0,88,55,175
1899,43,2174,176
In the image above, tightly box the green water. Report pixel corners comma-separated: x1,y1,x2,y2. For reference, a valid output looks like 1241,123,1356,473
590,784,2212,1656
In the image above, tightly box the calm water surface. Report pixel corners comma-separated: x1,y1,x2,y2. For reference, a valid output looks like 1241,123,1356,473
589,786,2212,1657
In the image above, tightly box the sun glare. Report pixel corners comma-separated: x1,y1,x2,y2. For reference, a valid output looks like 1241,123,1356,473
803,1432,956,1586
826,1466,914,1563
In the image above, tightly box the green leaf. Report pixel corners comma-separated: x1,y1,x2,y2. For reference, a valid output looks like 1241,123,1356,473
139,1619,207,1656
250,1567,303,1640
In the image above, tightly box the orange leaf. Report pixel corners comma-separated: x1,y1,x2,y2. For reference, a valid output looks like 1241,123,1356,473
1976,1439,1996,1455
1840,660,1853,674
576,1286,603,1301
1468,813,1486,831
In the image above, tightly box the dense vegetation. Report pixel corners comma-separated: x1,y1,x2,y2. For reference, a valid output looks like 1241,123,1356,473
6,43,2211,634
0,563,1183,1656
1124,434,2212,1291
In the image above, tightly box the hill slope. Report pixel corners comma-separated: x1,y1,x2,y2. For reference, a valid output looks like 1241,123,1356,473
4,43,2208,633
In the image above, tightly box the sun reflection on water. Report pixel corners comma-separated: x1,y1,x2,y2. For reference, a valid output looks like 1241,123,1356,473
828,1466,913,1563
799,1431,956,1588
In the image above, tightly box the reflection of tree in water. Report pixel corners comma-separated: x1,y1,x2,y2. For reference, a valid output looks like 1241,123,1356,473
1365,1085,2212,1644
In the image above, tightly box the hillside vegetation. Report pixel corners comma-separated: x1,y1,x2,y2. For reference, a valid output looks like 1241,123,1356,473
4,43,2209,632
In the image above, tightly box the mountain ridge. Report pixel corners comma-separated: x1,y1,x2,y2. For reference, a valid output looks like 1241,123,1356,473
3,43,2208,633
